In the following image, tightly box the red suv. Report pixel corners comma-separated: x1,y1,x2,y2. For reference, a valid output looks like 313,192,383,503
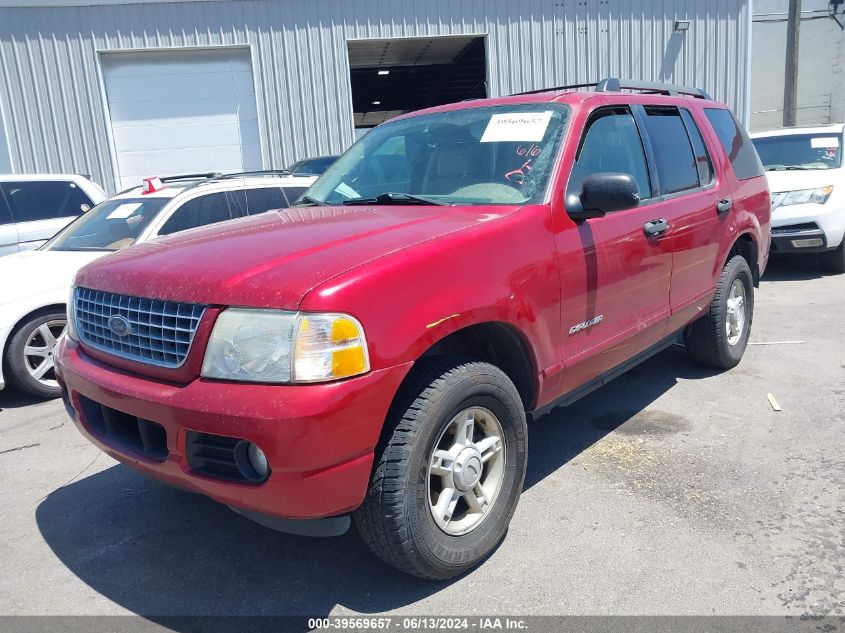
56,79,770,580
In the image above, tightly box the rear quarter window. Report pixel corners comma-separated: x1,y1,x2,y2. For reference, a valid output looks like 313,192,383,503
704,108,765,181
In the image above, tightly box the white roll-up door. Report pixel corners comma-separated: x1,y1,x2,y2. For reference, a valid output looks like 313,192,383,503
101,48,262,190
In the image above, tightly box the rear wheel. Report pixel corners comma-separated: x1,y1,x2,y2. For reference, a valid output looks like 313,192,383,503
354,359,527,580
820,239,845,274
4,311,67,398
684,255,754,369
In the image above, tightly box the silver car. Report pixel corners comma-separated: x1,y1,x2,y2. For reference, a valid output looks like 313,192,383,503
0,174,107,256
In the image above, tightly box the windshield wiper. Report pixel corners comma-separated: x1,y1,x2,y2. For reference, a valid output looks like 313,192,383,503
293,195,329,207
767,166,816,171
342,192,449,206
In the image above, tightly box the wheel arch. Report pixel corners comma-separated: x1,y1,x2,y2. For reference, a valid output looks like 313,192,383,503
728,232,760,287
414,321,539,411
3,303,68,360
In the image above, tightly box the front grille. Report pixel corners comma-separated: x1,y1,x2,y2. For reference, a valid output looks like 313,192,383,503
771,222,820,235
78,395,168,463
74,288,206,368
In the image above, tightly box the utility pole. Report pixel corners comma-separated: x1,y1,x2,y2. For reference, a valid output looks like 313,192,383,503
783,0,802,127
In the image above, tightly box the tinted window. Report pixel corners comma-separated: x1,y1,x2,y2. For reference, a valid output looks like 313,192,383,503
281,187,307,206
704,108,765,180
43,197,168,251
752,133,843,171
642,107,699,195
159,192,233,236
227,187,287,216
680,109,714,186
567,109,652,200
1,180,93,222
0,189,12,225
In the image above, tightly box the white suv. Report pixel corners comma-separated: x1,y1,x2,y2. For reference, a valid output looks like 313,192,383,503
0,170,316,398
0,174,107,256
751,124,845,273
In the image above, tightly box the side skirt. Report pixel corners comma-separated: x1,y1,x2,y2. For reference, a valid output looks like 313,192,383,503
529,331,682,422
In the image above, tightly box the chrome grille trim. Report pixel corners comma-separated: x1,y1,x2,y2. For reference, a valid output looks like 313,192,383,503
74,287,207,368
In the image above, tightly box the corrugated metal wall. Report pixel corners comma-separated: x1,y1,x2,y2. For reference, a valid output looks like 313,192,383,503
0,0,749,192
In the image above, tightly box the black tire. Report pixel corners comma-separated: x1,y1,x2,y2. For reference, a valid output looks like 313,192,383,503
820,240,845,274
3,310,66,399
354,358,527,580
684,255,754,370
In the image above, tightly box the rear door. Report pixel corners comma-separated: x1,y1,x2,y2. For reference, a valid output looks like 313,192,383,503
634,105,728,331
0,187,16,255
554,105,672,394
0,180,93,250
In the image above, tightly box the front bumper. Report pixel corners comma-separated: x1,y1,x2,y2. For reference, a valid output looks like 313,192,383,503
770,202,845,253
55,335,412,528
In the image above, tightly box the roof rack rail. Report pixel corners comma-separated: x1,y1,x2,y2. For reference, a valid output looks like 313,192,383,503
513,77,711,100
159,172,223,182
213,169,292,180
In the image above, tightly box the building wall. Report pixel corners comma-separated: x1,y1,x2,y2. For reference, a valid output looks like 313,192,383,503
750,0,845,132
0,0,749,192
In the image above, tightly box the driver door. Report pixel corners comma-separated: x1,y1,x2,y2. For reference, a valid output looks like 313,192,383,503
553,106,673,394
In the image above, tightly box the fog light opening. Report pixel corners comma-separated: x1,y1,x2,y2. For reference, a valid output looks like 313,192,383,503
234,441,271,483
791,238,824,248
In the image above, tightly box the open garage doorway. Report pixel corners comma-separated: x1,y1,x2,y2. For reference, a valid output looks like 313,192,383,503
347,35,487,136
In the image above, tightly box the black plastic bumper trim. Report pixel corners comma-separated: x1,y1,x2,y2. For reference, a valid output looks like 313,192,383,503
229,506,351,537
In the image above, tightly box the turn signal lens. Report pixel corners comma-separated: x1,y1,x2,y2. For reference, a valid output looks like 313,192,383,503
293,314,370,382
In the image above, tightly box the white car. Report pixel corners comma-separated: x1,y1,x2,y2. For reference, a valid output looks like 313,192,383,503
0,170,316,398
0,174,107,256
751,124,845,273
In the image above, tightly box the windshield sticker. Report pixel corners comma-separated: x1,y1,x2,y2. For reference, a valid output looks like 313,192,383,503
481,111,553,143
106,203,142,219
811,136,840,149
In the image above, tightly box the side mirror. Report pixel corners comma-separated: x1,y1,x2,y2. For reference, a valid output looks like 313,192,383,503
566,172,641,220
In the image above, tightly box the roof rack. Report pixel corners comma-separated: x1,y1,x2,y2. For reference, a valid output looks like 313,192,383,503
160,172,223,182
513,77,711,100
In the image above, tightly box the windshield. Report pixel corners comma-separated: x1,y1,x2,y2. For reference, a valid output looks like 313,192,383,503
752,133,843,171
304,104,569,206
42,197,168,251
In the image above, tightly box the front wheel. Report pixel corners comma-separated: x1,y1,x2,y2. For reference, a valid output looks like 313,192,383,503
4,311,67,398
354,359,527,580
684,255,754,369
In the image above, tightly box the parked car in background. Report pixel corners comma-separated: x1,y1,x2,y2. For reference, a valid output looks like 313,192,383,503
55,79,770,579
751,124,845,273
0,174,107,256
285,155,339,176
0,170,315,398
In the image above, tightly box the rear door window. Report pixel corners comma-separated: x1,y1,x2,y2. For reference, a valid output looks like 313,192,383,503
704,108,765,180
568,107,652,201
641,106,699,195
158,192,234,235
280,187,306,206
227,187,288,216
0,180,93,222
0,188,12,225
680,109,715,186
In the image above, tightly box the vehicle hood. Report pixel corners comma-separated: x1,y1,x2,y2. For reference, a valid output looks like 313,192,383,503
75,205,516,309
764,168,841,193
0,250,106,302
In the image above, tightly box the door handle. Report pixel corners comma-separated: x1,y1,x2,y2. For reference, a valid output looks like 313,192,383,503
716,198,733,214
643,218,669,238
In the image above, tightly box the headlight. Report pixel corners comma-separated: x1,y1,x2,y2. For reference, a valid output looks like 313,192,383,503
780,186,833,206
201,309,369,383
67,286,78,341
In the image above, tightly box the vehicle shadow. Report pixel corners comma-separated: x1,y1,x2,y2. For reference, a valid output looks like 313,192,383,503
0,389,49,412
761,254,825,282
35,346,715,620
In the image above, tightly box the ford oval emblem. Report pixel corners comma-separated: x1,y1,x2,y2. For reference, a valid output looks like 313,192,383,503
108,314,132,337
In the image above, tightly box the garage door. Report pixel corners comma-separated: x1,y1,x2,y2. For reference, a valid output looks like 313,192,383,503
102,48,262,190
